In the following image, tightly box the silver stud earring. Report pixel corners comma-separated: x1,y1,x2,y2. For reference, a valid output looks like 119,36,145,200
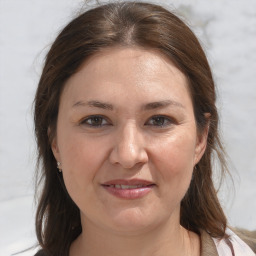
57,161,62,172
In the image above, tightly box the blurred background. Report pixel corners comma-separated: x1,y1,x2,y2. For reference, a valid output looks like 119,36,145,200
0,0,255,255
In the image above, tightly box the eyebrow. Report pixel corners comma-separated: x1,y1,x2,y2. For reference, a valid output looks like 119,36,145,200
72,100,113,110
72,99,184,111
142,100,184,110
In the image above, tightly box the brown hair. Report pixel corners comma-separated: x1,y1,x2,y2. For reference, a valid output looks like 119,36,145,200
34,1,228,255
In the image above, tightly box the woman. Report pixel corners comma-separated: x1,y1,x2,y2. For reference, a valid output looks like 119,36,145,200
33,1,255,256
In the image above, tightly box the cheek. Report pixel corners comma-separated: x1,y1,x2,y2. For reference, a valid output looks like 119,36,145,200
57,132,107,197
150,131,197,200
152,133,196,173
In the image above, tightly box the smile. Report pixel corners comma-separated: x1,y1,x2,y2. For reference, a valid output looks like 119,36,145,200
102,179,155,199
106,184,149,189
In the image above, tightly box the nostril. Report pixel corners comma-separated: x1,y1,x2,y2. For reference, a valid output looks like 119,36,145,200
108,128,148,168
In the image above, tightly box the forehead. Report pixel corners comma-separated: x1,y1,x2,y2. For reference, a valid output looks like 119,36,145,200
77,47,186,83
61,47,192,109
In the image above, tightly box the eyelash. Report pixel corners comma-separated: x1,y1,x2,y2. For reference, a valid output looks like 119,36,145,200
146,115,174,127
80,115,174,128
80,115,110,127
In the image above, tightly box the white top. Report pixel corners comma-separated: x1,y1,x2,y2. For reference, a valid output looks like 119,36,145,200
213,228,255,256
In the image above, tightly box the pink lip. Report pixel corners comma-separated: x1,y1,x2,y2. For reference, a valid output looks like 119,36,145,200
101,179,155,200
103,179,154,186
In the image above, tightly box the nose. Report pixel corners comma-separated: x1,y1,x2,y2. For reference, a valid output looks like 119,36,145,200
109,123,148,169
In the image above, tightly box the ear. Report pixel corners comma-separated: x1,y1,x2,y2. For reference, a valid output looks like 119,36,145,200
48,127,60,162
194,113,210,165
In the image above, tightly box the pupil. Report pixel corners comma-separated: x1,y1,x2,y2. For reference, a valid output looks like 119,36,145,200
92,117,102,125
154,117,164,125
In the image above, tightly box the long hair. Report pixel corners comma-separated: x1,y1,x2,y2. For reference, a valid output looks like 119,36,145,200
34,2,228,255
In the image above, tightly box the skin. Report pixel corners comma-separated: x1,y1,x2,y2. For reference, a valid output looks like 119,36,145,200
51,47,208,256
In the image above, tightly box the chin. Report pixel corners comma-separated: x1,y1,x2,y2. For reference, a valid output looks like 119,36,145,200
105,208,162,234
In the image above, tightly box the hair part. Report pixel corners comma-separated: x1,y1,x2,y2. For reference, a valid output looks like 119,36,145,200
34,2,229,255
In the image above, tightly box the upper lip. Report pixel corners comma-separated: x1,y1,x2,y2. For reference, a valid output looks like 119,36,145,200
102,179,155,186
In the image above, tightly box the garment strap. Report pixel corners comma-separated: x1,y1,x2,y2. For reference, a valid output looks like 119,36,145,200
200,230,219,256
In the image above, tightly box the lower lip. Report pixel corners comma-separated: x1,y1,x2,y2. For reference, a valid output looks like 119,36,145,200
102,185,154,199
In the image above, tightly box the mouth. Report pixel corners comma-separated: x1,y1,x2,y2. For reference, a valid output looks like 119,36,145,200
103,184,153,189
101,179,155,199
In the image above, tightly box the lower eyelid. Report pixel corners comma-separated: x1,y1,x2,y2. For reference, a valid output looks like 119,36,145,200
79,115,175,127
80,115,111,126
146,116,174,126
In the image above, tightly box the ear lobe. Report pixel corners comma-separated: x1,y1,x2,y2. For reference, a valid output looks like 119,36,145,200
194,114,210,165
51,137,60,160
48,127,60,162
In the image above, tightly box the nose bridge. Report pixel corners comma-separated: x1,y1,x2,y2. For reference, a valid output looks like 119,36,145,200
110,121,147,168
121,122,139,153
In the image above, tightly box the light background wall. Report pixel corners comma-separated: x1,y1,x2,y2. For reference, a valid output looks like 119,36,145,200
0,0,255,255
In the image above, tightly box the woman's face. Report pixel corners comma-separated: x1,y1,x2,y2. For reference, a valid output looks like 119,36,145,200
52,47,208,235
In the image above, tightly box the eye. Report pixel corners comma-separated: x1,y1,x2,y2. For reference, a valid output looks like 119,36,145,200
146,115,174,127
80,115,110,127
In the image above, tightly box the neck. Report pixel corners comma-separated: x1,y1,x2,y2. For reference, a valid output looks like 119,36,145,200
70,214,200,256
